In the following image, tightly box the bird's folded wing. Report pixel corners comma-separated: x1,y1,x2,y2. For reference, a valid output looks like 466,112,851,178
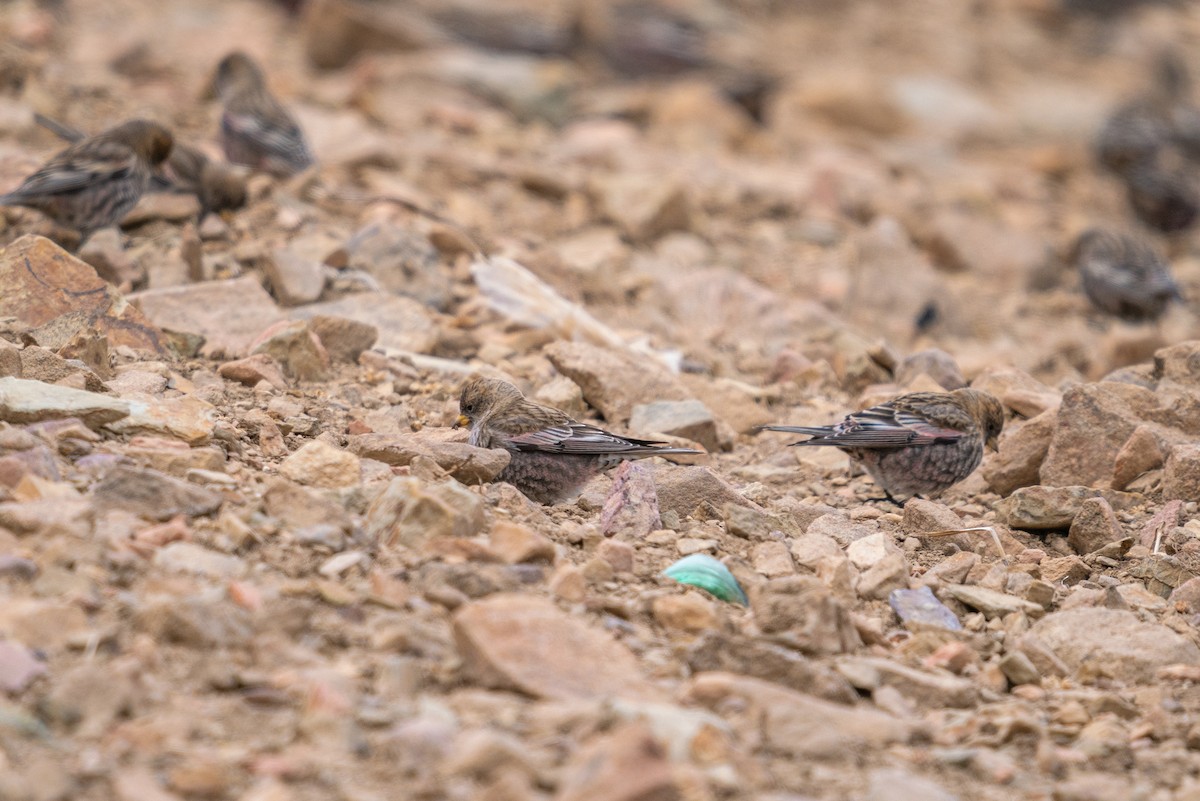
11,146,136,197
224,109,310,162
807,405,965,447
506,422,666,454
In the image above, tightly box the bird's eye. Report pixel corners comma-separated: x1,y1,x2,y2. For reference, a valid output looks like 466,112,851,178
463,402,474,414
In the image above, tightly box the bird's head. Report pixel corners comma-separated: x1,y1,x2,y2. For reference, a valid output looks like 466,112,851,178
200,162,248,212
212,51,265,98
961,388,1006,451
108,119,174,166
454,376,523,430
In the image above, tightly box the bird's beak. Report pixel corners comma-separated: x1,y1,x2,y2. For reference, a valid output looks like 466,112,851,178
986,435,1000,452
453,414,470,430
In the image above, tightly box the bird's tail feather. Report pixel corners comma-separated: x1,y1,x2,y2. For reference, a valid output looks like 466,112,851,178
756,424,836,445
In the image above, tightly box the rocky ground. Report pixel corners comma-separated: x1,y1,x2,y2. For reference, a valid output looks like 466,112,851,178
1,0,1200,799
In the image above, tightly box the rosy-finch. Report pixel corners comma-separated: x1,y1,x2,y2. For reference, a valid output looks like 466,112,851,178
33,112,246,220
760,388,1004,502
160,141,248,218
0,118,172,243
454,376,702,505
1124,162,1199,233
213,52,314,177
1095,49,1195,176
1071,228,1182,322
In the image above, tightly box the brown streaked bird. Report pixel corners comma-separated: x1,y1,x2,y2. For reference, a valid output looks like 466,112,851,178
760,389,1004,503
454,376,703,505
1071,228,1182,322
33,112,246,220
1124,161,1199,233
0,118,172,244
213,51,314,177
1095,48,1195,176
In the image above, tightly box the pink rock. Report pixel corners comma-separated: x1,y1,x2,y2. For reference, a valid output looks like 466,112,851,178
600,461,661,539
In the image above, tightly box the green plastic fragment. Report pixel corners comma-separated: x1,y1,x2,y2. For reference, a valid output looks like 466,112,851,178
662,554,749,606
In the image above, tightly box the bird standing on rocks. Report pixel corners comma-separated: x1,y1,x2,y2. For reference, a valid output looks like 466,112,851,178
1071,228,1183,322
760,388,1004,503
0,118,173,245
33,112,246,220
1123,162,1200,233
1095,49,1200,233
454,376,703,505
213,51,314,177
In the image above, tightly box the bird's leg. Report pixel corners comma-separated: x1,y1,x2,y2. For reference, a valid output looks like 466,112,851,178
865,491,905,507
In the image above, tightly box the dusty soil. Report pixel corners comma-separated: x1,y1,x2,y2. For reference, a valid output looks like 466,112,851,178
1,1,1200,800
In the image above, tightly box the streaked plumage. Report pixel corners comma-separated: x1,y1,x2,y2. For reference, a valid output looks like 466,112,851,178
0,118,172,243
33,112,245,219
213,52,314,177
760,389,1004,500
455,376,702,505
1095,99,1173,176
1124,162,1199,233
1096,49,1192,176
159,141,247,217
1071,228,1182,322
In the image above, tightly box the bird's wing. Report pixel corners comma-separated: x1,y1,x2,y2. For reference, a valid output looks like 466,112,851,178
777,397,968,448
505,421,673,455
6,141,137,198
223,102,312,165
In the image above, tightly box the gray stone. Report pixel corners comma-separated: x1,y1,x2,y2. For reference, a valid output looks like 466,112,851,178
308,315,378,363
982,409,1056,496
894,349,966,390
995,485,1137,530
751,575,861,655
349,433,510,484
1040,382,1160,488
889,586,961,631
291,292,439,355
453,594,656,701
835,656,977,708
856,551,909,601
652,465,750,519
1028,607,1200,683
0,377,130,428
94,465,222,521
365,476,487,547
545,341,693,423
1067,497,1124,555
131,275,283,358
153,542,247,579
343,222,452,310
629,399,720,452
998,650,1040,686
943,584,1043,619
262,246,326,306
865,768,960,801
684,672,910,759
1164,444,1200,502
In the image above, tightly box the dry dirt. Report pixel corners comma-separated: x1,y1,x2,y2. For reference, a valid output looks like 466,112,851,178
1,1,1200,800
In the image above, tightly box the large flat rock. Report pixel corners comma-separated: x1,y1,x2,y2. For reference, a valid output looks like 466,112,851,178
453,594,659,701
0,235,165,354
130,276,284,358
0,377,130,428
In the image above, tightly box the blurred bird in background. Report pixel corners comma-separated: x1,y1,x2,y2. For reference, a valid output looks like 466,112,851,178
0,118,173,246
1071,228,1183,322
33,112,246,221
213,51,314,177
